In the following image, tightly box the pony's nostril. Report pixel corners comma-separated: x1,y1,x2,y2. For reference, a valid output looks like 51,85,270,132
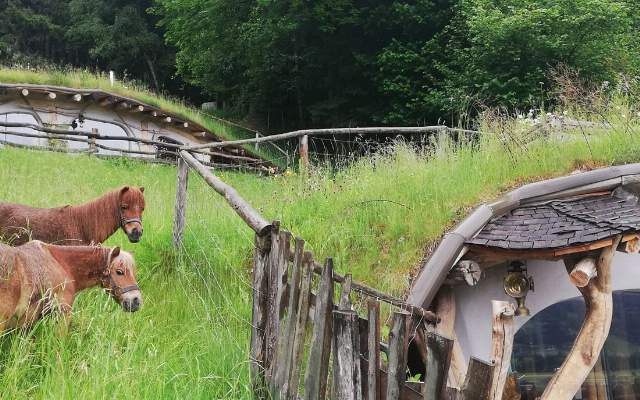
133,297,140,307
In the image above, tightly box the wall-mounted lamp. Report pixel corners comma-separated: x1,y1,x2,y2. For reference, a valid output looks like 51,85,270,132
503,261,534,316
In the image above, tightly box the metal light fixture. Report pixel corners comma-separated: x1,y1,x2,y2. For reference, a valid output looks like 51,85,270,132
503,261,534,316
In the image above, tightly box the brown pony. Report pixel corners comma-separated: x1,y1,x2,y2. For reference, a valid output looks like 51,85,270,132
0,186,145,246
0,241,141,331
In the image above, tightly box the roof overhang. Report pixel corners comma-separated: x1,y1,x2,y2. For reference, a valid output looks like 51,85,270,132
407,163,640,309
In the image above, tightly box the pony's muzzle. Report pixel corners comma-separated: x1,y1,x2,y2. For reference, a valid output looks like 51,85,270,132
127,226,143,243
121,291,142,312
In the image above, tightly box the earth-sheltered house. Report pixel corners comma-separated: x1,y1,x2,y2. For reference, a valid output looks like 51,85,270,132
408,164,640,399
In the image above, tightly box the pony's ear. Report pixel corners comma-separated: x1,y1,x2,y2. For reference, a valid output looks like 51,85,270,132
139,186,145,193
111,247,121,259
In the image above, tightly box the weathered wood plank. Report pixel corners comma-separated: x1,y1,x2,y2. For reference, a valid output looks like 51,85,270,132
172,157,189,248
288,251,314,398
422,331,453,400
304,258,335,400
299,134,310,170
339,273,353,310
275,237,305,398
264,222,281,377
488,301,515,400
541,235,621,400
268,230,291,386
332,310,362,400
434,287,467,389
367,300,381,400
386,311,410,400
460,357,494,400
250,233,271,398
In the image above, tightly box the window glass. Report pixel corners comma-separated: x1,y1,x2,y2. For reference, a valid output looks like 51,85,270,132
512,290,640,399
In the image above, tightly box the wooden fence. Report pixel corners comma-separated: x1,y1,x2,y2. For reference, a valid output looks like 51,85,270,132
172,151,521,400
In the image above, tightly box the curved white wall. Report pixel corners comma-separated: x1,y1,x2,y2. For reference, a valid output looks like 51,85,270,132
453,251,640,363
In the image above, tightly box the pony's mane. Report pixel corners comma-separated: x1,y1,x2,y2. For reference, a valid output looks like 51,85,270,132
69,190,121,244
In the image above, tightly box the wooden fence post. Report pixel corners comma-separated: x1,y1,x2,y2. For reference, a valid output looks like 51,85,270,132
422,331,453,400
264,221,281,377
332,310,362,400
488,301,515,400
386,311,410,400
275,237,305,398
288,251,314,397
250,232,271,398
304,257,335,400
172,156,189,248
367,300,381,400
299,134,309,171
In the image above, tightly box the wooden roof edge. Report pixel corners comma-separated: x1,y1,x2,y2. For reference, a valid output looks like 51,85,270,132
407,164,640,309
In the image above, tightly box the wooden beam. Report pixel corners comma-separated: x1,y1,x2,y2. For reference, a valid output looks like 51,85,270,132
179,150,272,235
569,257,597,287
72,93,82,102
250,232,271,398
130,105,145,113
541,235,622,400
488,301,515,400
445,260,481,286
164,116,172,123
47,92,56,100
187,126,449,150
20,89,29,97
300,134,309,170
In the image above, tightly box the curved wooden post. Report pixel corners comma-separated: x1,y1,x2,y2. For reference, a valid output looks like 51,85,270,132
488,300,515,400
541,235,621,400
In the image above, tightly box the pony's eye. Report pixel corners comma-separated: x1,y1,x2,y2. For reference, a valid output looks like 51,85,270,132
116,270,125,276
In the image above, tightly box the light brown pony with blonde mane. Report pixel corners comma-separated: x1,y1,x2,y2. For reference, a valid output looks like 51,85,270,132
0,186,145,246
0,241,141,331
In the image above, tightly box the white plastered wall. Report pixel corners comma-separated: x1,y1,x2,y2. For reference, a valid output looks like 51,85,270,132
453,251,640,363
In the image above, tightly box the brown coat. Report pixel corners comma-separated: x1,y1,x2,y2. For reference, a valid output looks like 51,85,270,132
0,186,145,246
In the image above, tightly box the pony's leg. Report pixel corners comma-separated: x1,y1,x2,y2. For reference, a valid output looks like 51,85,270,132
55,290,75,336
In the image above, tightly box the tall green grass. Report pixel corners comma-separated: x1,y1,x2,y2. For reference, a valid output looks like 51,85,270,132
0,115,638,398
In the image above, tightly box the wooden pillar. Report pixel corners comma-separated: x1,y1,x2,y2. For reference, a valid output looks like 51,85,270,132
541,235,621,400
460,357,494,400
488,300,515,400
299,134,309,171
434,287,467,388
332,309,363,400
172,157,189,248
386,311,410,400
367,300,381,400
304,257,335,400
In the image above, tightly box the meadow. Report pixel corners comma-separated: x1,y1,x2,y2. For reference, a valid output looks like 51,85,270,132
0,112,639,398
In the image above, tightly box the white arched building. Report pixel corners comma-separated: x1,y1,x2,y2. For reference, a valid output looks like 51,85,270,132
0,83,274,170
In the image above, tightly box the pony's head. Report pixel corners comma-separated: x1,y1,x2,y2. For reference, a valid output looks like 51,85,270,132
118,186,145,243
102,247,142,312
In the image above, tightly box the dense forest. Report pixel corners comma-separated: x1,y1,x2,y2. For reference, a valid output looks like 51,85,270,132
1,0,639,131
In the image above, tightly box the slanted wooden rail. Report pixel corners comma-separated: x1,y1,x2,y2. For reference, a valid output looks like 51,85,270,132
173,150,521,400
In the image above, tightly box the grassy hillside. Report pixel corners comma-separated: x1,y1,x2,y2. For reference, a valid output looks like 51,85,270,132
0,113,638,398
0,67,285,165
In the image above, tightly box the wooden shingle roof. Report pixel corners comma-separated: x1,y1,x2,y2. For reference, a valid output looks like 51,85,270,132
467,193,640,250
